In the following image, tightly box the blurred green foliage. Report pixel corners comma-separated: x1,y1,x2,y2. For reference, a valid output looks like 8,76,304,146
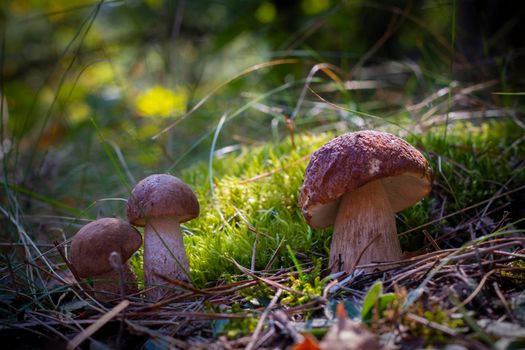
2,0,462,181
147,120,523,286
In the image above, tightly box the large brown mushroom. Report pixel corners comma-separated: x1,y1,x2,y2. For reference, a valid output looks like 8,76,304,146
299,130,433,273
70,218,142,301
127,174,199,300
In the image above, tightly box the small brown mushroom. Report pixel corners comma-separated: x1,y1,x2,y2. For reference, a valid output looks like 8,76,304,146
70,218,142,301
127,174,199,300
299,130,433,273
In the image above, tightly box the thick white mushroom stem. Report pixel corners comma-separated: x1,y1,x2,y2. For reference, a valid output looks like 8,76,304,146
91,264,138,302
144,216,190,300
330,179,401,273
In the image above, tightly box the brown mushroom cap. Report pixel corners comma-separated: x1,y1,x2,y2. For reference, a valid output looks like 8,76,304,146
127,174,200,227
299,130,433,229
70,218,142,277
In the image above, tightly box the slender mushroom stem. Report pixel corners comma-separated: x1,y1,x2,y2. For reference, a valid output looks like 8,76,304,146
143,216,189,300
330,179,401,273
91,265,138,301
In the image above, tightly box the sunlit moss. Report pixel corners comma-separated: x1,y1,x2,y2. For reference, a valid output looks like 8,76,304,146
182,133,332,286
175,121,524,286
282,259,325,307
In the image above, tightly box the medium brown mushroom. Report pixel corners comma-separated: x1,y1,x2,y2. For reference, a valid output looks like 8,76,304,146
70,218,142,301
127,174,199,300
299,130,433,273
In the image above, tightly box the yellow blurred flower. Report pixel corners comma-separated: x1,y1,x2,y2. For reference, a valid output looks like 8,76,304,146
135,86,187,118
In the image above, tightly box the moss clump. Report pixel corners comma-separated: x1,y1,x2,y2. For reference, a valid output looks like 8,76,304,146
238,281,274,307
400,121,525,248
209,303,258,339
281,258,325,307
178,121,524,286
402,304,465,345
501,259,525,286
181,133,333,286
221,317,259,339
374,286,464,346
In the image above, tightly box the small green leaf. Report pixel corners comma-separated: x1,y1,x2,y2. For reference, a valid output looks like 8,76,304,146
361,281,382,320
379,293,397,311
